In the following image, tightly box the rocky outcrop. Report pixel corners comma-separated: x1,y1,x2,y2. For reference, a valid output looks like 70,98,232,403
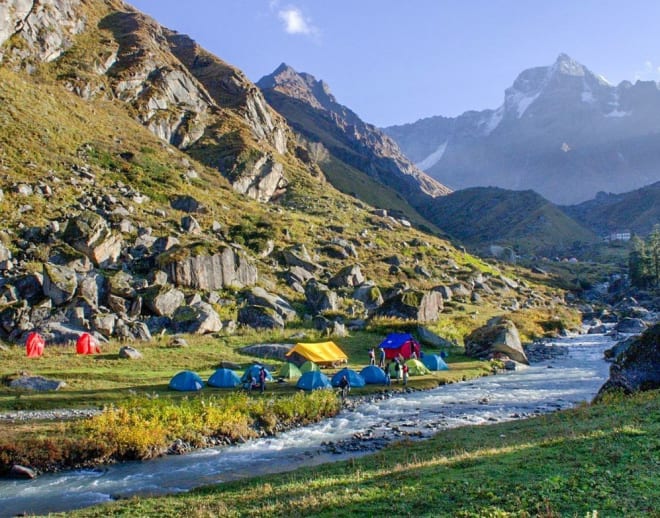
597,323,660,395
61,211,121,267
0,0,86,65
328,264,364,289
464,317,529,364
245,287,297,323
238,305,284,330
305,280,339,313
158,245,257,290
374,290,443,323
42,263,77,306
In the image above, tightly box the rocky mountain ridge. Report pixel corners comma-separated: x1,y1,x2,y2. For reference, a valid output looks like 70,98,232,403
257,63,451,217
0,0,301,203
385,54,660,204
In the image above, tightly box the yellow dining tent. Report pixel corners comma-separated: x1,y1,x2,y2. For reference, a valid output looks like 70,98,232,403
286,341,348,366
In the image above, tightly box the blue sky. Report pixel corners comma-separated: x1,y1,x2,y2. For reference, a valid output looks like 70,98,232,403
129,0,660,127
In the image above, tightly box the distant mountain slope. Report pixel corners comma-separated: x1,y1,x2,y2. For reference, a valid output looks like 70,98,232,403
563,181,660,236
385,54,660,205
424,187,597,254
257,64,451,226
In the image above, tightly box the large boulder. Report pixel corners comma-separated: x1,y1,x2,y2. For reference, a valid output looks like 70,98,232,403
240,343,293,360
158,245,257,290
108,271,137,299
352,282,384,311
42,263,77,306
598,323,660,395
417,326,453,348
170,195,207,213
305,280,339,313
374,290,443,323
282,245,322,273
238,305,285,330
464,317,529,364
143,286,185,317
615,318,648,335
245,287,297,322
61,210,121,267
10,375,66,391
328,264,364,288
173,301,223,334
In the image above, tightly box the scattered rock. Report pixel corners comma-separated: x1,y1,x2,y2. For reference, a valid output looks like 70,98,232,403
9,376,66,391
119,346,142,360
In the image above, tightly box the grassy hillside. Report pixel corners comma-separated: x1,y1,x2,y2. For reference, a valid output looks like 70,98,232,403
72,389,660,517
422,187,597,255
563,181,660,237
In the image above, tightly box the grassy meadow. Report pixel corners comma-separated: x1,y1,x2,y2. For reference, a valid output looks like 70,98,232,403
66,389,660,518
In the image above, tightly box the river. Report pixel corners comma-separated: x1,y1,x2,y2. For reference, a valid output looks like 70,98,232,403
0,332,613,517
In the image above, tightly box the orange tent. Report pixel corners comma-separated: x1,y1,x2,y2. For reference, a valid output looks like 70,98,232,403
26,332,45,358
76,333,100,354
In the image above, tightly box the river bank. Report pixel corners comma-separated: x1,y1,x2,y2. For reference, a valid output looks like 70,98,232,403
0,332,615,516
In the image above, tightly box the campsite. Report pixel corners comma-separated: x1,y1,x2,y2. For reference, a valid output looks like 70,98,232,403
0,326,497,475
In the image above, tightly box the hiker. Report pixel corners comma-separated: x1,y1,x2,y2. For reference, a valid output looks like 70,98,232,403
384,363,391,386
368,347,376,366
378,347,386,368
394,359,401,382
339,374,350,402
402,363,409,386
259,367,267,393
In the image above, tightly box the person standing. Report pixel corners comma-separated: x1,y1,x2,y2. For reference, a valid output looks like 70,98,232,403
368,348,376,366
259,367,267,393
402,363,409,386
339,375,350,402
378,347,386,368
394,359,400,382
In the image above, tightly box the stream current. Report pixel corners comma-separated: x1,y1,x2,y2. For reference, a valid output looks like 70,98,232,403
0,332,613,517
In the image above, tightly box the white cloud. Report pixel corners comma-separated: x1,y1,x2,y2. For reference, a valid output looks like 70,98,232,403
276,5,317,36
634,60,660,81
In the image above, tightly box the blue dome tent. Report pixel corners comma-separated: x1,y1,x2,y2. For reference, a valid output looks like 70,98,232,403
296,371,332,391
169,370,204,391
207,368,241,388
422,354,449,371
331,368,366,388
241,365,274,383
359,365,388,384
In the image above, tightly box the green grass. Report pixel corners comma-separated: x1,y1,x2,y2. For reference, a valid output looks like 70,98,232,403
69,389,660,517
0,329,493,412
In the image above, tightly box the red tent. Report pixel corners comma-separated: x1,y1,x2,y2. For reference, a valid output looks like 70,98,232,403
26,332,45,358
76,333,100,354
377,333,421,360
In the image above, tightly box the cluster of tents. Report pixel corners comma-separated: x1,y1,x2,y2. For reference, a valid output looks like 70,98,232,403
169,333,449,392
25,331,101,358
